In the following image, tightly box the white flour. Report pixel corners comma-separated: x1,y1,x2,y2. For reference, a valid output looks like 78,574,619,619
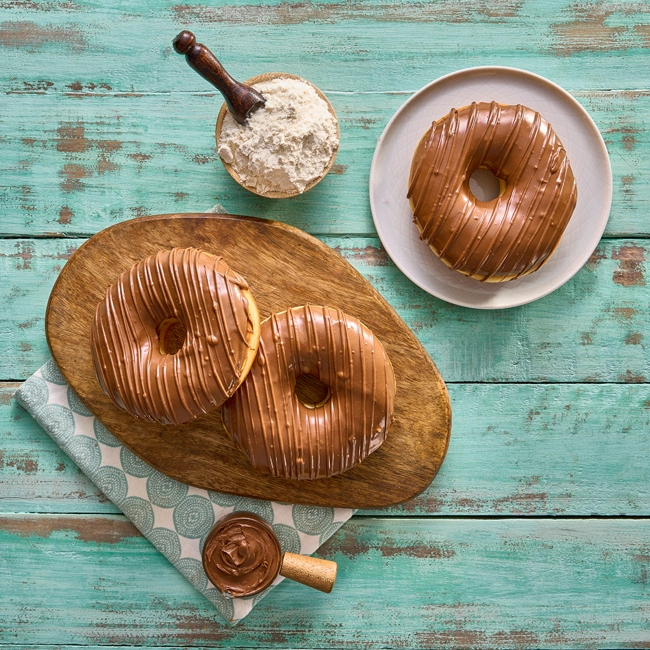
217,77,339,195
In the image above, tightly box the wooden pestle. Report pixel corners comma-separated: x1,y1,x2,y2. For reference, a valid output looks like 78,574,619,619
172,30,265,124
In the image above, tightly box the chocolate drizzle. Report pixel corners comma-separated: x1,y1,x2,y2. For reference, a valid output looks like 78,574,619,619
408,102,578,282
203,513,281,597
91,248,259,425
222,305,396,480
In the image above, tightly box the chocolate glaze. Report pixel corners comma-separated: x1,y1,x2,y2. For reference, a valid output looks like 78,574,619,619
222,305,396,480
408,102,578,282
91,248,258,425
203,512,281,597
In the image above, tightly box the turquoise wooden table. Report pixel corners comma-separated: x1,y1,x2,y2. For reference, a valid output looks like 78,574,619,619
1,1,650,647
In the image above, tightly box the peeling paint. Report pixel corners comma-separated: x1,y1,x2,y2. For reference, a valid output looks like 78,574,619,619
0,20,86,50
17,317,39,329
612,307,638,321
59,163,87,192
619,370,645,383
15,79,54,93
379,543,456,559
193,154,214,165
128,152,152,172
172,0,524,25
550,3,650,56
319,526,370,558
129,206,149,217
622,133,638,151
492,492,549,514
128,153,152,163
621,175,635,200
97,155,119,175
586,248,606,271
612,245,646,287
3,453,38,473
0,516,140,544
66,80,113,92
96,139,121,151
8,241,34,269
335,244,391,266
58,206,74,224
56,121,88,153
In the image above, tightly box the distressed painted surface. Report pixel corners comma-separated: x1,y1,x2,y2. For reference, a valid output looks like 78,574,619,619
0,91,648,237
2,514,650,647
0,384,115,514
1,237,648,382
2,0,650,646
1,0,650,93
4,382,650,516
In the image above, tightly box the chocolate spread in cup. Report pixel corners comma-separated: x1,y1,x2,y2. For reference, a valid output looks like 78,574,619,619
202,512,281,597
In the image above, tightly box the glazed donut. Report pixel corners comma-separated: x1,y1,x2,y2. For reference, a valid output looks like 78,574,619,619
222,305,396,480
408,102,578,282
91,248,260,425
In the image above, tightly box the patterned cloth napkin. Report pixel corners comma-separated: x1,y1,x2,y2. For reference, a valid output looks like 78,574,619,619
15,359,355,625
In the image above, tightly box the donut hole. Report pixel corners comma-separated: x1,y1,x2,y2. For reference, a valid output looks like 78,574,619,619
294,373,331,409
158,318,187,355
469,167,505,203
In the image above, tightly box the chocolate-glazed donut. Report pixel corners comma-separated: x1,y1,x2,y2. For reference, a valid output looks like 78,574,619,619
91,248,260,425
222,305,396,480
203,512,281,597
408,102,578,282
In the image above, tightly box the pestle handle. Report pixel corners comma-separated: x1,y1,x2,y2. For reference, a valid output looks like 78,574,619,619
280,552,338,594
173,30,265,125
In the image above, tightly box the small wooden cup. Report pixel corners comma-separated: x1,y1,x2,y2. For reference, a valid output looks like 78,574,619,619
202,512,338,597
215,72,340,199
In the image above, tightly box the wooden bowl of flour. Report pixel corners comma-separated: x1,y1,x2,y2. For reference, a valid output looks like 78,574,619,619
215,72,340,199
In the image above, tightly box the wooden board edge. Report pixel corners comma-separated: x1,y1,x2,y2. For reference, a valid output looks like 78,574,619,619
44,213,452,508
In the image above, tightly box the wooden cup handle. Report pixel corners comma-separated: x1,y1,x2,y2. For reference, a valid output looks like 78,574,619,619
280,552,338,593
173,30,265,124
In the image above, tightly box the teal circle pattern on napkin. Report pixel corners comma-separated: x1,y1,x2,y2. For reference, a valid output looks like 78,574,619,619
92,466,129,505
173,495,215,539
94,420,120,446
147,473,189,508
14,360,356,625
292,504,335,535
120,446,153,478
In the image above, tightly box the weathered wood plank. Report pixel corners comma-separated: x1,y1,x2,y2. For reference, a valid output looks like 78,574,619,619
1,0,650,93
4,382,650,516
0,383,118,514
0,91,648,237
1,514,650,647
1,237,648,383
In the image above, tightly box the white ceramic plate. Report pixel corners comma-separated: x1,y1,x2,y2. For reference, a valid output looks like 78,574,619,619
369,66,612,309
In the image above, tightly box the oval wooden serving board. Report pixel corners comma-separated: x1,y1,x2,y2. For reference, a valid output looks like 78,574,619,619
46,214,451,508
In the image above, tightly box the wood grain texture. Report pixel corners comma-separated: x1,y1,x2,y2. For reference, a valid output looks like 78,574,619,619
5,382,650,517
2,0,650,644
3,514,650,647
0,383,121,514
2,0,650,94
4,237,648,384
45,214,451,508
1,91,648,237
